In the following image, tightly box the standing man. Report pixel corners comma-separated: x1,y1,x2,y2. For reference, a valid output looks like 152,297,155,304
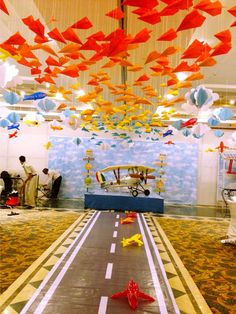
19,156,37,209
42,168,62,199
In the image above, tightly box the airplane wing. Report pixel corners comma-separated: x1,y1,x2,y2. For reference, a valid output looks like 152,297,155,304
100,164,155,173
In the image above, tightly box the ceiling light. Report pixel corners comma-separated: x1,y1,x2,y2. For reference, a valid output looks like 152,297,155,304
165,94,175,100
76,89,86,96
176,72,188,82
229,99,235,105
45,83,50,88
55,92,63,100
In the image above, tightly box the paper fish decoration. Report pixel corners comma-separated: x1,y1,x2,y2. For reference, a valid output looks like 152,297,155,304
23,92,47,101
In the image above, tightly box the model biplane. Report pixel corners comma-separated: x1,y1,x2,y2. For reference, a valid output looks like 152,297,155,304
95,164,155,197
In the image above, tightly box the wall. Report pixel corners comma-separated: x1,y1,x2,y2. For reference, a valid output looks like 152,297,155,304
0,122,234,205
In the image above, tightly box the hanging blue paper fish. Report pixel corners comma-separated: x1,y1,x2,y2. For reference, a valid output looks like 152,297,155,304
163,129,173,137
8,123,20,130
3,91,20,105
23,92,47,101
7,112,20,124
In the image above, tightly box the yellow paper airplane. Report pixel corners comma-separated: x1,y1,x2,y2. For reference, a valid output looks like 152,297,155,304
121,234,143,247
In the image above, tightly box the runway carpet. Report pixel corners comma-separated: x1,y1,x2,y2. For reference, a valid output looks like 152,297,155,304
155,217,236,314
0,210,81,294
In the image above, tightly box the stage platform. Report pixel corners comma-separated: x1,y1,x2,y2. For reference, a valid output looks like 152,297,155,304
84,192,164,213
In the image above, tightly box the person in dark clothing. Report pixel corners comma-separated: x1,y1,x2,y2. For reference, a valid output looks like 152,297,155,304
0,171,13,196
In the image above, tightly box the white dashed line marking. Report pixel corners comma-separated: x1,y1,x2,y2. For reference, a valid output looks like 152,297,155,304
110,243,116,254
113,230,117,238
105,263,113,279
115,221,119,227
98,296,108,314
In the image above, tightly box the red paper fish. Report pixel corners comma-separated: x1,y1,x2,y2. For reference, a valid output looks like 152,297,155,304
157,28,177,41
177,10,206,32
105,7,124,20
0,0,9,15
71,17,93,29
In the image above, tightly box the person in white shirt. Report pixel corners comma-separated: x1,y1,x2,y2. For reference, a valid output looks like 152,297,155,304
19,156,37,208
42,168,62,199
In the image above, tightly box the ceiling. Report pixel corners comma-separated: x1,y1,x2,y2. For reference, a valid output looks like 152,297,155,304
1,0,236,131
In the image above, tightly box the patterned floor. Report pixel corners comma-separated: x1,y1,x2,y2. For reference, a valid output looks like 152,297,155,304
0,209,234,314
152,214,236,314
